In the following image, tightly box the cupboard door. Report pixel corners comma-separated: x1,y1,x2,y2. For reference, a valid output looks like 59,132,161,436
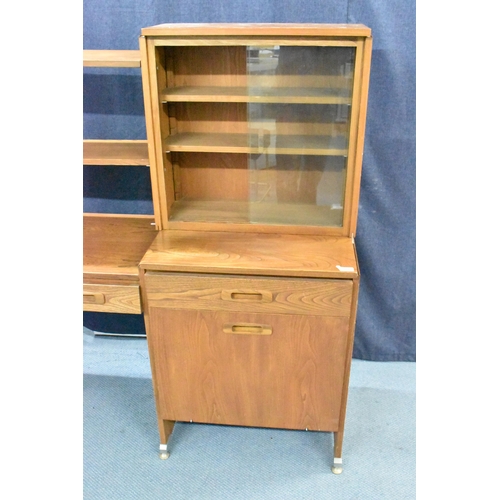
246,45,355,227
148,308,350,432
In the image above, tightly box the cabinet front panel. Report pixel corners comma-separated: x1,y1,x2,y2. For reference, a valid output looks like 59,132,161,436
144,272,353,316
83,284,141,314
148,308,349,431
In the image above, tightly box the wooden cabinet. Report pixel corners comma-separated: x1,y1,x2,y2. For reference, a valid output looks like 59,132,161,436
138,23,372,473
143,268,354,431
83,50,158,314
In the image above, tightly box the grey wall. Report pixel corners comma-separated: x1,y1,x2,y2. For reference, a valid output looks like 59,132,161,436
83,0,416,361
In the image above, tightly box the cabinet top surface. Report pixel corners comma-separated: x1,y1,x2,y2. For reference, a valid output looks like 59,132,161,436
83,214,157,280
139,230,359,279
141,23,371,37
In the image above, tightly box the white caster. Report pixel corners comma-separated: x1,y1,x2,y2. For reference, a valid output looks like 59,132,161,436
159,444,170,460
331,457,343,474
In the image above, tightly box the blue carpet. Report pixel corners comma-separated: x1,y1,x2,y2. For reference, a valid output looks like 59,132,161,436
83,329,415,499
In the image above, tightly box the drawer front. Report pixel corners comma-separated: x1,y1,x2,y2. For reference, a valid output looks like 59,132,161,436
83,284,141,314
148,308,350,432
144,272,353,316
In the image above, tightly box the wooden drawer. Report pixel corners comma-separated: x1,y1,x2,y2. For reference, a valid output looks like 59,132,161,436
148,308,350,431
83,284,142,314
143,272,353,317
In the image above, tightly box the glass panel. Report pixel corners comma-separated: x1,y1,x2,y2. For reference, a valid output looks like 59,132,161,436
247,45,355,227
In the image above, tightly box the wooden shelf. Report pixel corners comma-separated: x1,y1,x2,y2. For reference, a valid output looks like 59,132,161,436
168,200,343,227
162,86,352,104
83,140,149,166
165,133,348,156
83,50,141,67
83,214,157,282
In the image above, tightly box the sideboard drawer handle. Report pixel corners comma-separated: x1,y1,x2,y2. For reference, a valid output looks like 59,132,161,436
83,292,105,304
223,323,272,336
221,290,273,303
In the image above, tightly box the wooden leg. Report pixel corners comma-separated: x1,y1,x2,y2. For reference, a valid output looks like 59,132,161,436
332,431,343,474
331,278,359,475
158,419,175,459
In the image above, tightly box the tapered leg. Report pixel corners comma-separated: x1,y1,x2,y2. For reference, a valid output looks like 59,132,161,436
332,431,343,474
158,419,175,459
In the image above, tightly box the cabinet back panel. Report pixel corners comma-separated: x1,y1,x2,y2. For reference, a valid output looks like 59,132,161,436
171,151,345,223
171,102,247,134
174,152,248,202
169,102,348,136
168,46,247,87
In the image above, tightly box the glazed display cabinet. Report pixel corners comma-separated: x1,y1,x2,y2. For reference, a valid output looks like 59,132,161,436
138,23,372,474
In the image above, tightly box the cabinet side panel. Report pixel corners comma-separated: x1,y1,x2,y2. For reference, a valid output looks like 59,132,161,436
141,39,172,228
148,308,349,431
139,36,162,229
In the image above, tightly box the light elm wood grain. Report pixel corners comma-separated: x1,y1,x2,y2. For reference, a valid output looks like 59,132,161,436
144,273,353,316
83,284,141,314
83,140,149,166
83,50,141,67
141,23,371,38
148,308,349,431
140,230,358,278
84,214,157,281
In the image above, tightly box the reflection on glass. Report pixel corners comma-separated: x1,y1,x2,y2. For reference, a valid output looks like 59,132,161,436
247,45,355,227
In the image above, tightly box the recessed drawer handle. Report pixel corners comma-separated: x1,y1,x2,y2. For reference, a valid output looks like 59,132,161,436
83,292,105,305
221,290,273,303
223,323,272,335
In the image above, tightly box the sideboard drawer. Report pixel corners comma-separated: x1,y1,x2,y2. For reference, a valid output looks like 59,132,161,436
143,272,353,316
83,284,142,314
